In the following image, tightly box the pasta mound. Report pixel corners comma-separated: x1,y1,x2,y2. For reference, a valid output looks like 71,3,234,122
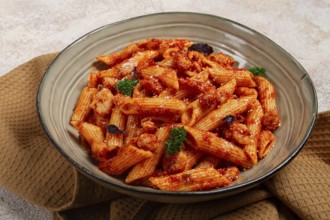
70,39,280,191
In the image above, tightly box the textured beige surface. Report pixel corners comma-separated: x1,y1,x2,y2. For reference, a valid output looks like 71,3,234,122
0,0,329,219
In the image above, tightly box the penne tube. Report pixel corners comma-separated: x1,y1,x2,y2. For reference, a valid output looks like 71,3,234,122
209,67,256,87
156,58,175,69
194,96,253,131
99,144,153,175
105,106,127,152
125,126,170,184
184,126,252,168
195,155,221,169
149,167,231,191
174,88,195,99
87,71,99,88
222,166,240,181
71,87,98,129
254,76,280,131
215,78,237,103
182,79,237,126
162,47,179,59
77,122,107,161
207,52,235,68
235,87,258,99
96,43,140,66
124,83,145,144
244,100,264,164
140,66,179,90
118,97,186,115
231,122,252,145
99,68,121,79
124,115,140,145
184,147,204,170
101,77,118,90
116,50,159,76
258,130,276,159
181,99,214,126
93,112,109,134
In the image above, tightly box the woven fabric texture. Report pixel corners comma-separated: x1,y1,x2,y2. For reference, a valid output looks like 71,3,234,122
0,54,329,220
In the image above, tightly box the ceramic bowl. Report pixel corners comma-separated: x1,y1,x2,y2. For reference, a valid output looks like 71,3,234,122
37,12,317,203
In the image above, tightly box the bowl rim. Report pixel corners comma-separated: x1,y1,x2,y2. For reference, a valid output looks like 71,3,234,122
36,12,318,199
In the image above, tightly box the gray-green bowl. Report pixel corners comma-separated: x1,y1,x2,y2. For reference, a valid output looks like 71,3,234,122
37,12,317,203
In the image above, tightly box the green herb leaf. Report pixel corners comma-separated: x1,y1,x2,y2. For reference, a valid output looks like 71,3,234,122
116,78,139,96
249,66,266,76
165,127,187,155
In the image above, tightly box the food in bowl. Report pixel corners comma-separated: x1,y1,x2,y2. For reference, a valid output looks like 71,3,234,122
70,38,280,191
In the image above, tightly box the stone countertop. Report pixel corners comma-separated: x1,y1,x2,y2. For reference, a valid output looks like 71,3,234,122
0,0,329,219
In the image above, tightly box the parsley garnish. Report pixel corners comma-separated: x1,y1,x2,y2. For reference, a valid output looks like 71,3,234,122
249,66,266,76
115,78,139,96
165,127,187,155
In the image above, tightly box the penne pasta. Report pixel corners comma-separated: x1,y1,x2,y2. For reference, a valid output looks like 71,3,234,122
174,88,195,99
149,167,231,191
116,50,159,76
184,126,252,168
105,106,127,152
99,144,153,175
140,66,179,90
254,76,280,131
207,52,235,68
258,130,276,159
194,96,253,131
124,115,140,145
209,67,256,87
118,97,186,115
71,87,98,128
97,43,140,66
156,58,175,69
244,100,264,164
125,126,170,184
195,155,221,169
124,83,145,144
87,71,99,88
182,79,237,126
184,146,204,170
235,87,258,99
77,122,107,161
71,38,280,192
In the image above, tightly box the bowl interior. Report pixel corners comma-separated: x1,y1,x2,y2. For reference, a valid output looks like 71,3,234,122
37,12,317,203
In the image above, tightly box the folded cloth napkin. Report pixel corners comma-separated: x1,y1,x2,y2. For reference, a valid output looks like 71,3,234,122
0,54,329,220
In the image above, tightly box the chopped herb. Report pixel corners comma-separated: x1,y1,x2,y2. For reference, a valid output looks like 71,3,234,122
249,66,266,76
115,78,139,96
223,115,235,125
188,43,214,55
165,127,187,155
106,124,126,134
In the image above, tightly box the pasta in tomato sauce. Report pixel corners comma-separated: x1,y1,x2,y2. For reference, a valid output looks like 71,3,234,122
70,38,280,191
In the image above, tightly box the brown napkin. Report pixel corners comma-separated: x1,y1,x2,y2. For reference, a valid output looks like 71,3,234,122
0,54,329,220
